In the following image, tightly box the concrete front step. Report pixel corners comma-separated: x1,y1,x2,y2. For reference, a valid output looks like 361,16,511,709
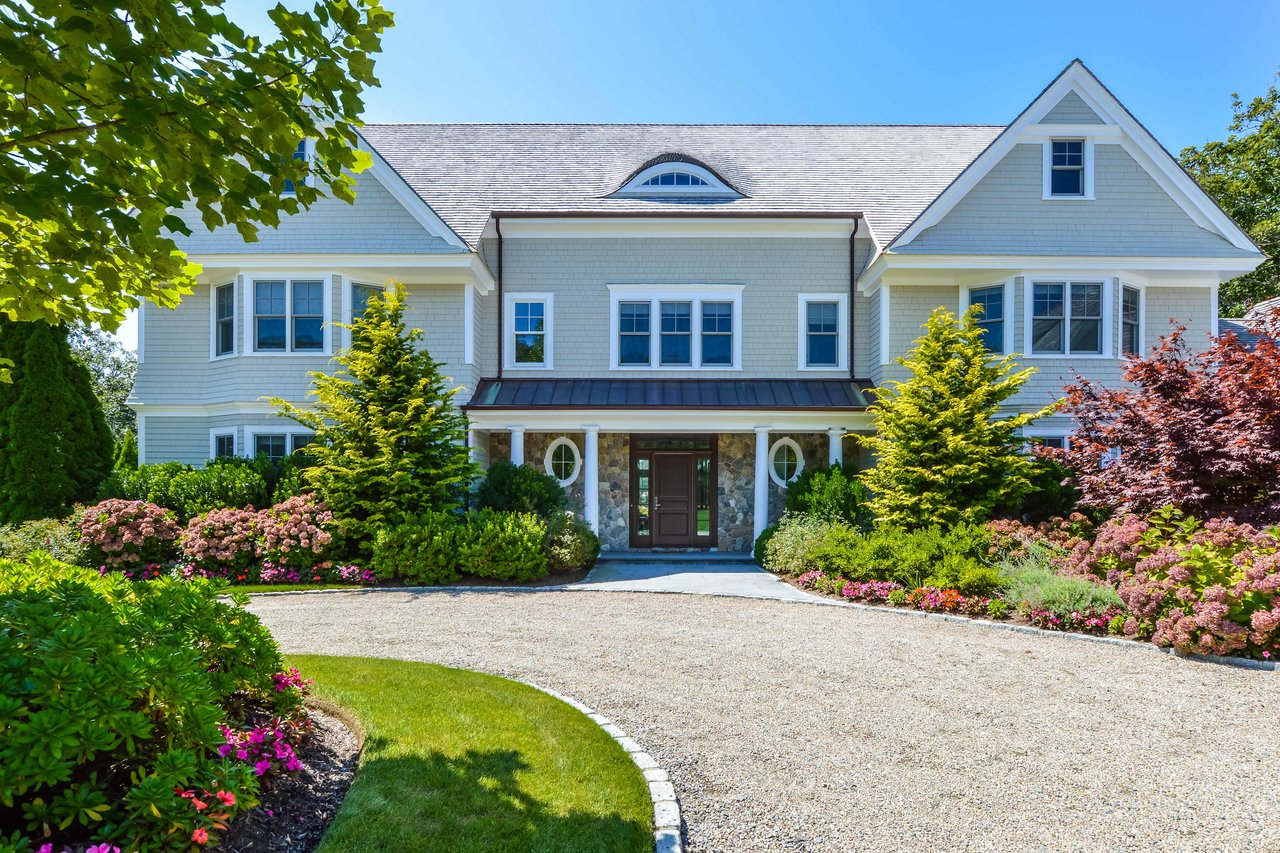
596,550,754,565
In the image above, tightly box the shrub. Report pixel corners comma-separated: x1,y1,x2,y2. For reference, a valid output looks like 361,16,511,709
839,580,902,603
752,523,778,565
986,513,1095,559
371,510,461,584
761,514,832,576
0,553,298,850
256,494,336,570
0,514,87,564
475,461,566,518
169,464,270,519
457,510,548,582
180,507,260,572
78,499,182,568
784,463,871,526
99,460,190,510
1060,507,1280,658
860,306,1055,528
1002,550,1124,616
543,511,600,572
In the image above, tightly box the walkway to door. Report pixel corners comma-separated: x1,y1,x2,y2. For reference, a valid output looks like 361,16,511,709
576,551,821,602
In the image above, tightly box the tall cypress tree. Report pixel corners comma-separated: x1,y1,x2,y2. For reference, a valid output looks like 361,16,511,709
860,306,1055,528
0,321,114,523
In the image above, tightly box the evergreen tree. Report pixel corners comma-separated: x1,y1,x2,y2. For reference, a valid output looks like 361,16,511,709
860,306,1055,528
113,429,139,471
271,283,477,549
0,321,114,522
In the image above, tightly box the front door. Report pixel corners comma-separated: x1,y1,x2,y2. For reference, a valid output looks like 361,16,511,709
630,434,717,548
652,453,694,546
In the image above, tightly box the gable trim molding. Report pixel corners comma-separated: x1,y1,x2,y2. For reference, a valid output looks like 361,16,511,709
888,60,1261,256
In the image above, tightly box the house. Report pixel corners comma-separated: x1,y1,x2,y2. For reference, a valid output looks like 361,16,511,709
130,60,1264,552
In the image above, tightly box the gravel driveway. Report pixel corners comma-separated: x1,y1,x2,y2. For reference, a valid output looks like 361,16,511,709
249,589,1278,852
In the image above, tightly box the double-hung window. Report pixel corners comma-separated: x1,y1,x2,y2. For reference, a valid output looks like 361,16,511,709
619,302,651,365
1049,139,1085,197
968,285,1006,353
1031,281,1104,356
283,140,309,195
252,279,327,353
805,302,839,366
610,286,743,369
213,434,235,459
213,282,235,357
660,302,692,366
351,283,384,321
1121,285,1141,355
514,301,546,365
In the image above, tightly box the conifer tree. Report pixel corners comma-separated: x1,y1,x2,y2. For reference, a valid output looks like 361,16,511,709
0,321,114,522
860,306,1055,528
272,283,476,548
113,429,139,471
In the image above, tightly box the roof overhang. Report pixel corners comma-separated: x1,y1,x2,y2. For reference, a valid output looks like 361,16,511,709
188,252,495,292
465,408,875,434
483,210,862,241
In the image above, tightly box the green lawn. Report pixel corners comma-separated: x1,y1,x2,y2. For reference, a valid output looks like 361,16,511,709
290,655,653,853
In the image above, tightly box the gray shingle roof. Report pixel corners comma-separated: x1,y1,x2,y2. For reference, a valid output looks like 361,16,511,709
1219,320,1267,350
358,124,1004,248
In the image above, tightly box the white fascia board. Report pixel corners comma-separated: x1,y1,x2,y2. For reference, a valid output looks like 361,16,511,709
859,252,1262,292
890,60,1263,255
495,217,857,240
464,407,875,434
356,133,469,251
128,402,305,416
188,253,494,292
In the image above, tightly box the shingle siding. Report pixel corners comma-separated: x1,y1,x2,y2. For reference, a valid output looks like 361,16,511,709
170,171,458,255
896,144,1252,257
1041,91,1105,124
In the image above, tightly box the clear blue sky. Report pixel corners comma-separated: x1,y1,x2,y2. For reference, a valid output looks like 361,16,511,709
113,0,1280,350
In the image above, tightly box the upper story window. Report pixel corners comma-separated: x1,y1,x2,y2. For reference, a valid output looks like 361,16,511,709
1121,285,1141,355
797,294,848,370
504,293,553,370
609,285,743,370
1043,139,1093,199
283,139,311,195
1030,280,1104,356
967,284,1006,353
351,283,384,321
252,278,328,354
212,282,235,358
613,159,740,198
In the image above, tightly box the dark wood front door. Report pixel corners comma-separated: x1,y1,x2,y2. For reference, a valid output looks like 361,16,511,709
652,453,694,545
630,434,717,549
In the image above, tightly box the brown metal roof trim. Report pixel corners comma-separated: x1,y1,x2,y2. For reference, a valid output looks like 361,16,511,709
464,378,875,411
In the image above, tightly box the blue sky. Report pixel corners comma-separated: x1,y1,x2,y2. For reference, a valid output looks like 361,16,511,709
114,0,1278,349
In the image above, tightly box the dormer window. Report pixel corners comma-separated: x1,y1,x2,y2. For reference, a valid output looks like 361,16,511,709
613,159,740,198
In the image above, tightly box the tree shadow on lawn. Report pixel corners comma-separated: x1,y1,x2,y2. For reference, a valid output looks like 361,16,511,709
317,742,652,853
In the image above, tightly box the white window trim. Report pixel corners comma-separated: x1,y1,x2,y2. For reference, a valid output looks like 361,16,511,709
1042,138,1096,200
340,277,386,349
281,138,314,196
796,293,849,371
242,272,334,356
768,437,804,487
208,427,236,460
1119,280,1145,357
607,284,745,371
209,281,237,361
961,279,1014,355
543,436,582,487
1023,277,1114,359
243,426,315,460
1021,427,1071,451
614,162,739,198
504,292,554,371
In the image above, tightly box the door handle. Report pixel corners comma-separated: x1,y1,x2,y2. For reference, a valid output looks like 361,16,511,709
654,502,662,508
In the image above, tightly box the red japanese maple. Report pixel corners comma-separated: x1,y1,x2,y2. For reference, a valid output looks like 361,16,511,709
1056,320,1280,522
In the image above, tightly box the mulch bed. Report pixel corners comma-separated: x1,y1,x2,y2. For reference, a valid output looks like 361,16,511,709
222,707,361,853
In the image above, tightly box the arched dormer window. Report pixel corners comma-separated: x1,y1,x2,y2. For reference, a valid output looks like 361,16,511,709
613,159,740,198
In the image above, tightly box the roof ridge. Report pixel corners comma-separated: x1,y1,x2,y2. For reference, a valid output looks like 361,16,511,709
360,121,1008,129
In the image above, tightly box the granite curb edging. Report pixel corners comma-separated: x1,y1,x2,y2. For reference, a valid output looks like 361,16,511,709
244,584,1278,673
521,682,683,853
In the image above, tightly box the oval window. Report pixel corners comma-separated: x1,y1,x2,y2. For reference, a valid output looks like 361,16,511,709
544,437,581,486
769,438,804,486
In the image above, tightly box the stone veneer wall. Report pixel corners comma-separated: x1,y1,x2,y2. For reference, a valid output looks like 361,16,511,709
763,432,829,529
598,433,630,551
523,432,587,515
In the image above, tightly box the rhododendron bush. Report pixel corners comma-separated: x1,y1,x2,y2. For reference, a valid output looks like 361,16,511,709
1057,324,1280,523
1062,507,1280,658
0,553,311,851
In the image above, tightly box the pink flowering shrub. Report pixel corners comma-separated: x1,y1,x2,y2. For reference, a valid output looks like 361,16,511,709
840,580,903,603
986,513,1095,559
180,507,260,572
796,570,825,589
79,499,182,568
256,495,335,570
1062,507,1280,658
1024,605,1126,635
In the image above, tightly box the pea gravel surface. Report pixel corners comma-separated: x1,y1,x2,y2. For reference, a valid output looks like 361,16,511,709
249,589,1279,852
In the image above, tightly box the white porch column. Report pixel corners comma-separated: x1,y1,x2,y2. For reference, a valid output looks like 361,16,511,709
509,427,525,466
753,427,772,541
583,426,600,534
828,428,844,467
